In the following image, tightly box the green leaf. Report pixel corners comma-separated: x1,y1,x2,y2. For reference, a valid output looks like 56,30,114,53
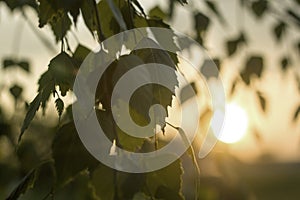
49,52,75,96
251,0,268,18
38,70,55,114
273,21,286,42
90,164,115,200
106,0,127,30
81,0,98,37
55,98,64,119
149,6,167,20
19,93,42,142
6,168,38,200
146,158,183,200
73,44,91,67
52,122,98,186
50,10,72,42
38,0,57,28
9,84,23,101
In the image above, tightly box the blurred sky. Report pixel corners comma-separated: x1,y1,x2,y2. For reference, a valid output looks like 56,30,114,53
0,0,299,162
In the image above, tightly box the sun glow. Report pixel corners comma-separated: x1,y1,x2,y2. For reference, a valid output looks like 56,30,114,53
218,103,249,143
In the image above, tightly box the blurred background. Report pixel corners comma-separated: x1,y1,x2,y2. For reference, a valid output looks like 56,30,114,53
0,0,300,199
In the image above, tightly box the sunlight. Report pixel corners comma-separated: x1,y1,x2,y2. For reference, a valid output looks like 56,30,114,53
218,103,249,143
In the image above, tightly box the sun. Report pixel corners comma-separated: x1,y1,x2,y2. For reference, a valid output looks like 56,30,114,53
217,103,249,143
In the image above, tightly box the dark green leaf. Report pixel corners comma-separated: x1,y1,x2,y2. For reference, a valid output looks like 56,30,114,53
194,12,210,33
286,9,300,27
149,6,167,20
50,10,72,42
146,158,183,200
19,93,42,142
227,40,238,56
38,0,57,28
205,0,226,25
73,44,91,67
273,21,286,42
226,33,247,56
9,84,23,101
6,168,37,200
281,57,290,71
18,60,30,72
90,164,115,200
55,98,64,119
293,106,300,122
251,0,268,18
241,56,264,85
106,0,127,30
52,122,98,186
3,58,16,68
38,70,55,114
49,52,75,96
81,0,98,37
257,91,266,112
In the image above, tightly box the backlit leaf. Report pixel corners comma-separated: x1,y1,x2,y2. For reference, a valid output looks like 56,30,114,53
52,122,98,186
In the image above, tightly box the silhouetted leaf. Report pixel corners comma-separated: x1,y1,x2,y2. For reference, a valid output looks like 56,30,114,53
9,84,23,102
52,122,98,186
38,70,55,114
286,9,300,27
3,58,15,68
149,6,167,20
146,158,183,200
241,56,264,85
281,57,290,71
49,52,75,96
106,0,127,30
38,0,56,28
257,91,266,112
55,98,64,119
19,93,42,142
49,11,72,42
226,33,247,56
227,40,238,56
273,21,286,42
251,0,268,18
295,0,300,5
205,0,226,25
6,168,37,200
293,106,300,122
194,12,210,33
